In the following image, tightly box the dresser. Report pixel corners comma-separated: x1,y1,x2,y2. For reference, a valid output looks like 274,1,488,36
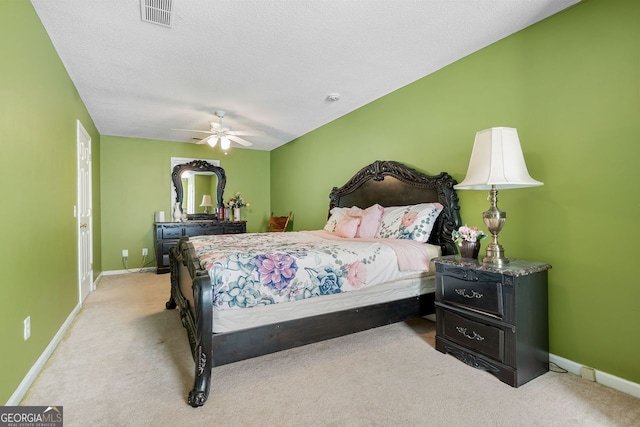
434,255,551,387
154,221,246,274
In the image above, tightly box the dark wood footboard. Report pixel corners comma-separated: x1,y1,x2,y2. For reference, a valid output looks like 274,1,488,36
167,236,436,407
210,293,435,366
167,238,214,407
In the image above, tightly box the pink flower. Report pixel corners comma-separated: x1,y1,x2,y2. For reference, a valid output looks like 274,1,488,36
255,253,297,290
347,261,366,288
401,212,417,227
453,225,486,244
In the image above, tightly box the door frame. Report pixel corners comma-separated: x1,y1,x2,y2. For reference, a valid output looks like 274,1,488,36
77,120,93,303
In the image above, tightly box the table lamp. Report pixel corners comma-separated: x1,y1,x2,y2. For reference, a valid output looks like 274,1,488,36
454,127,543,266
200,194,213,214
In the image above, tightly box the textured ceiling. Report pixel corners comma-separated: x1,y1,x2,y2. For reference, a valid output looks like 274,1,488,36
30,0,580,151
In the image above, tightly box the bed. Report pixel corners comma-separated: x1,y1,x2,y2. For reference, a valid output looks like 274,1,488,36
166,160,462,407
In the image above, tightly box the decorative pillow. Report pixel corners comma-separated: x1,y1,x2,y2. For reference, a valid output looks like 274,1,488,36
375,203,444,242
323,207,349,232
334,216,361,238
356,204,384,238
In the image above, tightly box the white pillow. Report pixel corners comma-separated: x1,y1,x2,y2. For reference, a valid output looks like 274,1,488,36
323,207,349,232
375,203,443,242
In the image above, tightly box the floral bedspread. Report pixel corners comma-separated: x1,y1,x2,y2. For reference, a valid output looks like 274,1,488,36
187,232,429,311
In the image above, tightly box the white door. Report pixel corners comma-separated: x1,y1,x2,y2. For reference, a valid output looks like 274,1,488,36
77,121,93,303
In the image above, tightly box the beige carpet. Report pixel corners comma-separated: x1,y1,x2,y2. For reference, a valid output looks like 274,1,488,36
22,273,640,426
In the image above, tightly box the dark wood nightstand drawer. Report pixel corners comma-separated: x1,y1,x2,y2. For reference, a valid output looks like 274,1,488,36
437,265,504,318
162,227,184,239
437,307,512,363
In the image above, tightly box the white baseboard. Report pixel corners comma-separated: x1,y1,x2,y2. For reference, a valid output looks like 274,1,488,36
6,303,82,405
92,272,103,290
550,353,640,399
101,267,156,276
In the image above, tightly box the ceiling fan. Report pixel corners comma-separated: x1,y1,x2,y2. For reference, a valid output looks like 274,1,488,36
174,111,257,149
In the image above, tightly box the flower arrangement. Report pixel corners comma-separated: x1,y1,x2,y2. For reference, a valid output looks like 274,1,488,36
452,225,486,245
227,192,249,208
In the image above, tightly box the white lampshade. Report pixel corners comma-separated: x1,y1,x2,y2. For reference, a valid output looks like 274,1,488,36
455,127,543,190
200,194,213,207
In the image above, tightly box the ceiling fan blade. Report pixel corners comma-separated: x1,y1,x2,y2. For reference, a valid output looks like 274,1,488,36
227,134,253,147
228,130,263,136
195,135,213,145
172,128,215,134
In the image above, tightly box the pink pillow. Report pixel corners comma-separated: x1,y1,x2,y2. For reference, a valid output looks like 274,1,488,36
356,204,384,238
346,206,363,217
334,216,361,238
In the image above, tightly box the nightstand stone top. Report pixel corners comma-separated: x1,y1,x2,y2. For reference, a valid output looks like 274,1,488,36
434,255,551,277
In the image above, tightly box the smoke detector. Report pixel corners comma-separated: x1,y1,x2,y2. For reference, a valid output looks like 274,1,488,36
140,0,173,28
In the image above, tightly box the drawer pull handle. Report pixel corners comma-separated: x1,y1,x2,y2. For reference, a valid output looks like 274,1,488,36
455,288,483,299
456,327,485,341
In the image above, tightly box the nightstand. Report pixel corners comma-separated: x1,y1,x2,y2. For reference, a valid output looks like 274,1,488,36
434,255,551,387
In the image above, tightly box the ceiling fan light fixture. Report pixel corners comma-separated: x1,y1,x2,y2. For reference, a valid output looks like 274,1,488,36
173,110,255,148
220,136,231,150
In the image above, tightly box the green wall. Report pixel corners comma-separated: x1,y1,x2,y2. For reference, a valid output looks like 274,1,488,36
2,0,638,405
0,1,101,403
100,136,270,271
271,0,640,383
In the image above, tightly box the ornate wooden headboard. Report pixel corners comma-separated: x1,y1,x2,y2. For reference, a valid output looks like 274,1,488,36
328,160,462,255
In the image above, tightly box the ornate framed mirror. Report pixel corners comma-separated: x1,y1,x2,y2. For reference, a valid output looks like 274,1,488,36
171,160,226,220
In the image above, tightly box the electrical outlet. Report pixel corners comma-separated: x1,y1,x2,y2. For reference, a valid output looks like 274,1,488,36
122,249,128,258
24,316,31,340
142,248,148,256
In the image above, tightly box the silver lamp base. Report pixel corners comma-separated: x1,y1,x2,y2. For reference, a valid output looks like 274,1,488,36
482,186,509,267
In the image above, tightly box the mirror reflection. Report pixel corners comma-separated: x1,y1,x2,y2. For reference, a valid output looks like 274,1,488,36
171,160,226,220
181,172,219,214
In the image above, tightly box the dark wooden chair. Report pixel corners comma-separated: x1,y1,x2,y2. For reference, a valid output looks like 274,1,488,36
267,212,292,232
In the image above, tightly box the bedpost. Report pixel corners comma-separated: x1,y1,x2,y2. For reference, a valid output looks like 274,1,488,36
432,171,462,255
166,248,179,310
188,271,214,407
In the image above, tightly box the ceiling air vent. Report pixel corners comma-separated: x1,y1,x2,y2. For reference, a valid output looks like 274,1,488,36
140,0,173,28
